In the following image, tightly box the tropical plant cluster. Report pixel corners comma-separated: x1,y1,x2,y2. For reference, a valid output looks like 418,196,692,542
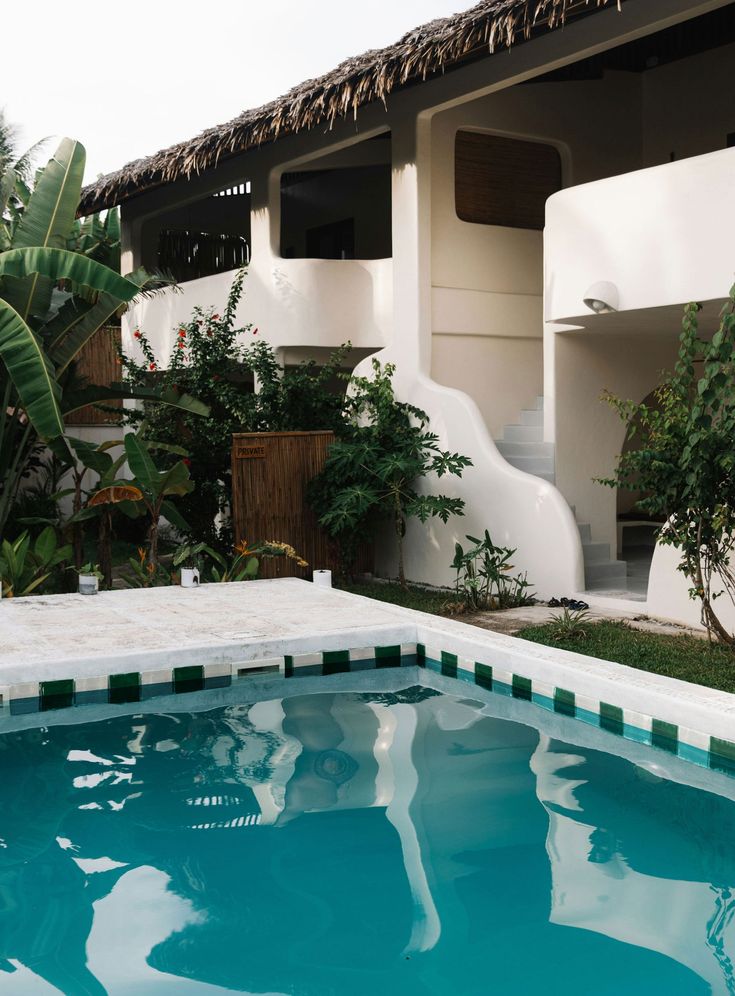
451,530,535,611
121,270,351,548
603,286,735,646
308,360,472,587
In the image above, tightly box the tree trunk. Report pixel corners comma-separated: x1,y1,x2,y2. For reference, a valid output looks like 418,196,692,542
148,519,159,568
98,509,113,590
73,470,84,570
394,493,406,589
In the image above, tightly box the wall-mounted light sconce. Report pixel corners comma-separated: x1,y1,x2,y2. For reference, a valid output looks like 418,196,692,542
583,281,619,314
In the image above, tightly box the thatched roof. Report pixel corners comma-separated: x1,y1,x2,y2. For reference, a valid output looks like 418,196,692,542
80,0,620,215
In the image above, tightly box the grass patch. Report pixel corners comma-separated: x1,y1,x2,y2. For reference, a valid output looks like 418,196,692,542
338,580,460,615
516,619,735,694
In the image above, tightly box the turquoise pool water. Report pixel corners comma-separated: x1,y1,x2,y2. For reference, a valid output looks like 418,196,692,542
1,679,734,995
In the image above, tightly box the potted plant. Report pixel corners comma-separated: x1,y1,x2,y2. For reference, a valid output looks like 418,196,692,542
77,562,103,595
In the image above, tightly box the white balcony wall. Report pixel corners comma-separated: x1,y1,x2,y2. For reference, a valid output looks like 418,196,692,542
545,147,735,325
122,257,392,363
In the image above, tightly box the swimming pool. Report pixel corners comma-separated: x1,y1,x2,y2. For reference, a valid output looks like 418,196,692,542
2,668,734,995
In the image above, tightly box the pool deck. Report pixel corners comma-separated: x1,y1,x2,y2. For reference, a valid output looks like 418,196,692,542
1,578,734,757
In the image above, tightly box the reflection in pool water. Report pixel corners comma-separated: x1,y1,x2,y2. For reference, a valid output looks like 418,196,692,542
0,685,734,995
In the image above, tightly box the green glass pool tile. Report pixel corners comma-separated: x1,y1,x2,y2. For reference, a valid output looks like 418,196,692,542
375,645,401,669
710,737,735,774
109,672,141,704
417,643,426,666
651,719,678,753
441,651,458,678
474,662,493,691
40,679,74,712
174,665,204,694
600,701,624,735
512,675,532,701
554,687,576,717
284,655,294,678
323,650,350,675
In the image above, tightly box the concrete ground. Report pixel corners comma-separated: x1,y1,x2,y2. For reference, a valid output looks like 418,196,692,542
460,602,706,640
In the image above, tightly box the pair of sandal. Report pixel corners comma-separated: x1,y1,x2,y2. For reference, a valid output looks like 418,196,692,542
548,597,589,611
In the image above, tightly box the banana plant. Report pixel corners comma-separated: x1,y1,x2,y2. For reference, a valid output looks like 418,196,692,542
0,527,72,597
123,432,194,566
0,136,208,539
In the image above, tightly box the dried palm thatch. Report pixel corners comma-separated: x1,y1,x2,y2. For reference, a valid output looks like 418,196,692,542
80,0,620,215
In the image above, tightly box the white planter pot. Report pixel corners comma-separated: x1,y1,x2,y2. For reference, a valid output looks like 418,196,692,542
312,569,332,589
181,567,200,588
78,574,99,595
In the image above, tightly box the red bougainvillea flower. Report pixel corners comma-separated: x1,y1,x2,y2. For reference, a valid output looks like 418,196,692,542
133,330,141,339
183,458,191,467
178,342,185,350
212,314,220,320
178,328,186,338
206,330,213,337
149,362,156,371
212,374,220,382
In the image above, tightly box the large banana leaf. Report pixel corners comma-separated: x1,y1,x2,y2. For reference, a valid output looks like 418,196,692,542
4,139,85,320
62,383,209,418
0,298,63,438
0,247,139,302
12,139,84,250
124,433,160,495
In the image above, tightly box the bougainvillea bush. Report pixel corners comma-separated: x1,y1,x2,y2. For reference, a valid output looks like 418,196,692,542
122,268,350,548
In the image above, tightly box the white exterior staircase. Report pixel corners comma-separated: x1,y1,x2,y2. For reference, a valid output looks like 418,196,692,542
495,397,628,592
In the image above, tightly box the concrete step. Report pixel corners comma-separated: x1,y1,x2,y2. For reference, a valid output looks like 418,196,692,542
503,455,555,476
495,439,555,459
520,408,544,427
503,423,543,444
582,541,613,563
577,522,591,544
584,559,628,584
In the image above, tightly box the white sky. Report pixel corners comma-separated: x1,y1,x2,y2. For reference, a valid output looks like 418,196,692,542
5,0,464,184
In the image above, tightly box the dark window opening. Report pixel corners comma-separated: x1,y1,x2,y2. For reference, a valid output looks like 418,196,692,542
148,181,251,282
455,131,562,230
280,134,391,259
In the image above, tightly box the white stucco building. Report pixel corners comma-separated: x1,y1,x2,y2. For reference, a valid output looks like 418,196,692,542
79,0,735,628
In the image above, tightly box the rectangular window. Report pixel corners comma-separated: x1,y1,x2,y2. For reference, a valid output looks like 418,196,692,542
455,131,562,230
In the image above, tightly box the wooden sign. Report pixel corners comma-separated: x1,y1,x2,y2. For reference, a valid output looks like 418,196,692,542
235,444,266,460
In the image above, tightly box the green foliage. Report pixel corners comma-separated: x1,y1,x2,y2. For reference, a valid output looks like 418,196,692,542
122,546,175,589
517,619,735,694
0,136,208,540
173,538,307,582
548,607,590,641
309,360,472,586
451,530,534,610
0,527,71,597
601,287,735,646
121,268,350,548
121,431,194,566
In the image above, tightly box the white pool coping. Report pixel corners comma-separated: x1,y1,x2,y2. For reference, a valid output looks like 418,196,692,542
0,578,733,759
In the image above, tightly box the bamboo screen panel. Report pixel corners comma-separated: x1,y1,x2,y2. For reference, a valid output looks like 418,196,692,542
455,131,562,230
231,431,338,579
66,326,123,425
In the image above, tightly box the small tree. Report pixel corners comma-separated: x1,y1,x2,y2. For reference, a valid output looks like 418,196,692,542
310,360,472,587
601,286,735,646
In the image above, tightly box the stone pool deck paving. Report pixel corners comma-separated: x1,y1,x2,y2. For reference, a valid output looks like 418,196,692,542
1,578,734,763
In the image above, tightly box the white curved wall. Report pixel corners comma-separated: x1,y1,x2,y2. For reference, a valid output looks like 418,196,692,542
545,147,735,324
122,256,392,363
